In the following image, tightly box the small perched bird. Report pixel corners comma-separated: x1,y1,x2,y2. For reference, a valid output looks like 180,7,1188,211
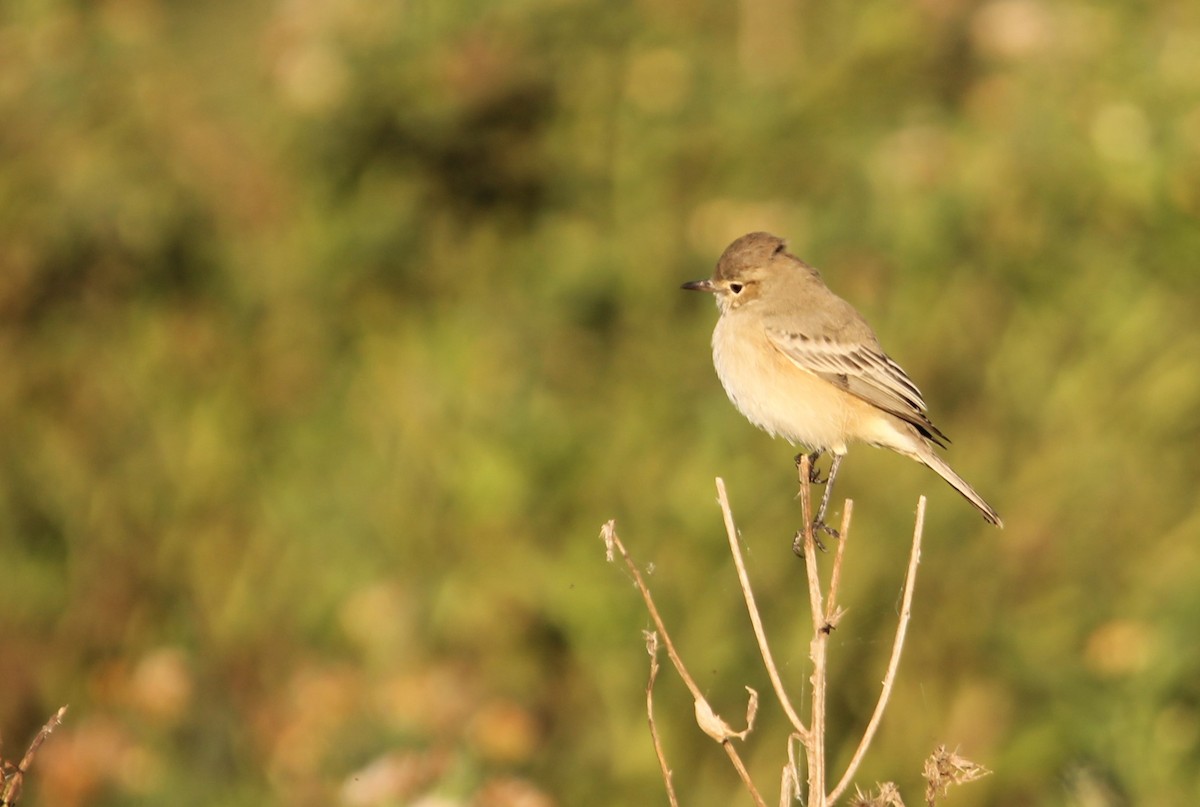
683,232,1002,527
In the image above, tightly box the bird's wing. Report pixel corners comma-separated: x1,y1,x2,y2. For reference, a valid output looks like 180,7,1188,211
766,327,949,447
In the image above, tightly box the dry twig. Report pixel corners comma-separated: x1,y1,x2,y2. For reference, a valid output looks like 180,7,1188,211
643,631,680,807
0,706,68,807
716,479,808,741
827,498,925,804
797,457,828,805
605,467,983,807
601,521,767,807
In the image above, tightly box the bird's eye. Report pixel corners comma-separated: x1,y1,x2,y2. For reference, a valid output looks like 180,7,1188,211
729,282,744,294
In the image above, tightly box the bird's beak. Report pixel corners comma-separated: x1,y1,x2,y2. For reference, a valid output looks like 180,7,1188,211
681,278,716,293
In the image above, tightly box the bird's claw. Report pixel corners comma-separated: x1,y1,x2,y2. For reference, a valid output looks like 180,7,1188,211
794,451,827,485
814,520,840,541
792,526,831,556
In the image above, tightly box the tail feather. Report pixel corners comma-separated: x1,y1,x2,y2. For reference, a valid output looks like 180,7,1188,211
917,449,1003,528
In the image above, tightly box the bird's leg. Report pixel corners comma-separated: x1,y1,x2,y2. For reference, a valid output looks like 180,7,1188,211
794,450,826,484
792,528,826,556
812,454,843,539
792,451,838,557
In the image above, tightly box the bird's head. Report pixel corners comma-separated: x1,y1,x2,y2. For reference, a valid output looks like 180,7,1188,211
681,232,789,312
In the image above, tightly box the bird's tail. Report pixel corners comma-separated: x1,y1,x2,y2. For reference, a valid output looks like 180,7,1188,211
916,448,1003,527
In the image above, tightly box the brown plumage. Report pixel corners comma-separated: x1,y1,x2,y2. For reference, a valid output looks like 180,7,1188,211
683,232,1002,527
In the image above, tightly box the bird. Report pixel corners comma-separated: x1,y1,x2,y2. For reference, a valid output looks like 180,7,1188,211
682,231,1002,528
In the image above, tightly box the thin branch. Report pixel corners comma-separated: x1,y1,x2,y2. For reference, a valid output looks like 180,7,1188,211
806,623,827,807
779,762,796,807
0,706,68,807
782,734,803,807
827,497,926,804
798,455,827,807
601,520,705,703
606,479,936,807
797,456,826,633
722,740,767,806
601,521,768,807
644,631,680,807
715,479,809,741
823,502,854,630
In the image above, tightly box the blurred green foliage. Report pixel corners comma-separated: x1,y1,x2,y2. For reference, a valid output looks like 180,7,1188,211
1,0,1199,805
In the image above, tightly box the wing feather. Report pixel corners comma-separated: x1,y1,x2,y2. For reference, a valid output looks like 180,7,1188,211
766,328,950,447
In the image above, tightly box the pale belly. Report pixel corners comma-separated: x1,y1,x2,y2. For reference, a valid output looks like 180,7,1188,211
711,313,861,454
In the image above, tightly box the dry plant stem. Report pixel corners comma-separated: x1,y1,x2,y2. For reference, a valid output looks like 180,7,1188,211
644,634,680,807
722,743,762,800
806,502,855,806
601,522,768,807
797,456,824,628
1,706,68,807
778,764,795,807
824,501,854,627
603,522,704,703
715,478,809,742
798,456,828,807
826,496,926,805
783,735,804,807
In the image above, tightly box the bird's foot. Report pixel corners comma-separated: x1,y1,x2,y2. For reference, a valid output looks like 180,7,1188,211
794,451,827,484
791,520,840,557
814,519,840,541
792,522,839,556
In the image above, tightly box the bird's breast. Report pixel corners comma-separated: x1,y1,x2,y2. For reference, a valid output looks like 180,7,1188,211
711,312,860,453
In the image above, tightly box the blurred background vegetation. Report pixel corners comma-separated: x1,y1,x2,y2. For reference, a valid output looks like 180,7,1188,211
1,0,1198,805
